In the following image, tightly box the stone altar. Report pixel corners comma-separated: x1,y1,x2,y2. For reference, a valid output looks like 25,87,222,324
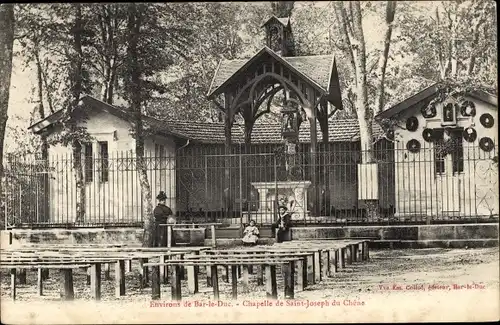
251,181,311,224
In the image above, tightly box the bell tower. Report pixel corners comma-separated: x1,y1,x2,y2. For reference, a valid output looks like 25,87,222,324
262,16,295,57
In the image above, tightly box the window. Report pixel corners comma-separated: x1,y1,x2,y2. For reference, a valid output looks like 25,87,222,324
84,143,93,183
99,141,109,182
434,128,464,175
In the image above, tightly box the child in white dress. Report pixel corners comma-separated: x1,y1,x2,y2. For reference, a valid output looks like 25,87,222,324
242,220,260,245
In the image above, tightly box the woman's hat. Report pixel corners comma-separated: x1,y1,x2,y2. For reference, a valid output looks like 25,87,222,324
156,191,167,201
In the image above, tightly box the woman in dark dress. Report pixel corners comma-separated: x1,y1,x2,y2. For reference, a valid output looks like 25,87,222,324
271,205,292,243
153,191,173,247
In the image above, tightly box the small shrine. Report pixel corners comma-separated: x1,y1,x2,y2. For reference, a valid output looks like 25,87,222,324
207,15,344,219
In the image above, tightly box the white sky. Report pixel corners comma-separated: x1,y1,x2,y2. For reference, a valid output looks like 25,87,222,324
4,1,439,153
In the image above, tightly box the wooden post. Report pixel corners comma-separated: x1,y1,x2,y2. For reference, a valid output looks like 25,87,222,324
170,265,182,301
264,265,277,299
257,265,264,286
314,251,321,282
18,269,27,285
211,265,220,300
364,241,370,260
140,258,149,288
37,268,43,296
346,245,352,265
42,269,49,280
104,263,111,280
187,262,199,294
248,264,254,274
231,265,238,299
86,267,91,285
167,226,173,248
321,250,329,278
306,255,315,284
115,260,126,297
351,244,357,263
126,260,133,272
90,263,102,301
358,243,363,261
283,261,295,299
302,256,308,288
211,224,216,248
60,269,74,301
151,265,161,300
10,268,16,301
242,265,249,287
224,265,230,283
206,265,212,287
339,247,345,269
296,259,304,291
332,250,338,274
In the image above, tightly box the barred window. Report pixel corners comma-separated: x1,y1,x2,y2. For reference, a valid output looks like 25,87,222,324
99,141,109,182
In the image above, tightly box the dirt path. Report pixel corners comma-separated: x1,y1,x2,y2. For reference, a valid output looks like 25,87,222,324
1,247,498,323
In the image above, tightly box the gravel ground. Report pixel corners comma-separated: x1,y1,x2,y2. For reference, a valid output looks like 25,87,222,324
1,247,499,323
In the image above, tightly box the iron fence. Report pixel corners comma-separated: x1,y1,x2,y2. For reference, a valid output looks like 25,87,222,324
2,141,499,229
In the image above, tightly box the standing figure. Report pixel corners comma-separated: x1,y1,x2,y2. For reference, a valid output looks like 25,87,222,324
153,191,173,247
242,219,260,245
271,205,292,243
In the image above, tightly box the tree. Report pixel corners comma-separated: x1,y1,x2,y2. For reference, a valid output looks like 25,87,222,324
397,1,497,89
122,3,193,248
0,4,15,202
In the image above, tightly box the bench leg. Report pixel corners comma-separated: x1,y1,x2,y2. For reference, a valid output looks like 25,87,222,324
151,265,161,300
283,261,295,299
18,269,27,285
37,268,43,296
115,260,126,297
296,259,304,291
140,258,149,288
42,269,49,280
321,251,329,279
264,265,277,299
104,263,111,280
60,269,74,301
211,265,219,300
242,265,249,288
257,265,264,286
206,265,212,287
86,267,91,285
224,265,229,283
231,265,238,300
314,251,321,282
10,269,16,301
306,255,315,285
332,250,339,274
170,265,182,301
346,245,352,265
90,263,102,301
187,265,199,294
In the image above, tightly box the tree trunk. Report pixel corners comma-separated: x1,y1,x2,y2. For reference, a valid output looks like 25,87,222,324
0,4,15,200
374,1,396,115
35,48,50,221
126,3,154,247
70,3,86,223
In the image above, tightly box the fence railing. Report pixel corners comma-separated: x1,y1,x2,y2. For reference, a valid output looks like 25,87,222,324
2,141,498,229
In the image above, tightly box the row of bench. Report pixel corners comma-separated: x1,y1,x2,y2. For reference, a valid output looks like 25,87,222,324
1,239,372,301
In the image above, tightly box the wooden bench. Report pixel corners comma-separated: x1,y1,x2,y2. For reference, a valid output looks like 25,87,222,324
0,246,211,301
144,256,304,301
159,223,223,248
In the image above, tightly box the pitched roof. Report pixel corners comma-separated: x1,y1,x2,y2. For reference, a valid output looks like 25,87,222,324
261,16,290,27
157,118,384,144
29,95,383,145
376,82,498,120
208,53,334,97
